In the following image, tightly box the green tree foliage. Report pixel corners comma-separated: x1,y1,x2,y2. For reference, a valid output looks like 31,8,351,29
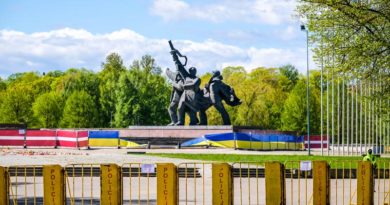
114,56,170,127
281,78,321,135
0,84,35,125
61,91,98,128
297,0,390,87
0,77,6,91
279,64,299,92
99,53,126,127
53,68,100,99
33,92,63,128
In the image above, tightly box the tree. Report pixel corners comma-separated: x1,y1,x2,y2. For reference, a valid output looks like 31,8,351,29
297,0,390,91
279,64,299,92
61,91,98,128
0,77,6,91
99,53,126,127
33,92,63,128
281,79,320,134
0,84,35,125
114,56,170,127
53,68,100,99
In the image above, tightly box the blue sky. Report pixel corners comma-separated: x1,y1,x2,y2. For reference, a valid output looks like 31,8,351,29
0,0,313,78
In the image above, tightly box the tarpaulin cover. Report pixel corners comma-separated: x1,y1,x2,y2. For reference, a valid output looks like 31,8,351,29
0,130,25,146
181,132,304,150
88,130,139,147
57,130,88,148
26,130,57,147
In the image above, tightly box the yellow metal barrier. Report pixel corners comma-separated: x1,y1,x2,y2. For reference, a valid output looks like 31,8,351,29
7,165,43,205
43,165,65,205
2,160,390,205
313,161,330,205
266,161,285,205
157,163,178,205
64,164,100,205
329,161,358,205
0,166,9,205
373,161,390,205
101,164,122,205
357,161,373,205
284,161,312,205
121,163,156,205
177,162,211,205
212,163,233,205
231,162,265,205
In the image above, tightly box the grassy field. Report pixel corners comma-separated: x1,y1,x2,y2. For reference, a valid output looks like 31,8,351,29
144,153,390,168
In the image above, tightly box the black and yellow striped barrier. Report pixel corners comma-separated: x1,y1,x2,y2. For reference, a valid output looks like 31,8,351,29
0,161,381,205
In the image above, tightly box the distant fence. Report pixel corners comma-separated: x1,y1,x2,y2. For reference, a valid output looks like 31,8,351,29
304,135,328,149
88,130,119,147
0,130,137,149
0,161,386,205
0,129,88,149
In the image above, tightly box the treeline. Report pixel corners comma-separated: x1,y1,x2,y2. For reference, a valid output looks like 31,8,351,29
0,53,322,134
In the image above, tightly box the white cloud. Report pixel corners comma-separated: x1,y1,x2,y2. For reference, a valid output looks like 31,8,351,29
280,25,297,41
150,0,297,25
0,28,313,77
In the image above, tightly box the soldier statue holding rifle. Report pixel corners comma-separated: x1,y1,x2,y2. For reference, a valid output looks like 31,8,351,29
166,40,241,126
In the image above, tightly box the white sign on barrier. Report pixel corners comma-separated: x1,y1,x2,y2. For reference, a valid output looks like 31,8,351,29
19,129,25,135
141,164,155,173
300,161,312,171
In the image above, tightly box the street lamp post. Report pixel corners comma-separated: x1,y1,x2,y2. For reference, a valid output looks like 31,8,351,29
301,24,311,155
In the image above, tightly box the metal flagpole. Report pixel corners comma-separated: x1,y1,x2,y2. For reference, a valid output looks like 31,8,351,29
320,49,324,156
372,82,374,152
327,69,330,156
332,70,335,155
356,81,359,155
337,76,341,155
364,82,367,153
368,82,371,151
380,80,382,154
351,81,354,154
369,82,372,150
342,78,345,155
347,79,350,155
375,82,378,151
386,99,390,153
387,99,390,154
373,82,378,151
359,81,363,155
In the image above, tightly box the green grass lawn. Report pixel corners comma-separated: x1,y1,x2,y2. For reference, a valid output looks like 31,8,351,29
144,153,390,168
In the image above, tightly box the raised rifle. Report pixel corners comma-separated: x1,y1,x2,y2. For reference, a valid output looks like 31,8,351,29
169,40,187,66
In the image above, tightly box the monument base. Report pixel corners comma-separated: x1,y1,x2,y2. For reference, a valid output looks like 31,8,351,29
119,126,296,146
120,126,232,145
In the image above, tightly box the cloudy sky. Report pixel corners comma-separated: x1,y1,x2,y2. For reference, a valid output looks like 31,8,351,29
0,0,313,78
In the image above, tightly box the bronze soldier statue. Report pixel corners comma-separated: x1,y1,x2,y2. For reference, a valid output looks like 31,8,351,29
166,68,183,126
166,40,241,125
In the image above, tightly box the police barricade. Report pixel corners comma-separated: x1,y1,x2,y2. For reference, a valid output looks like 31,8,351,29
284,161,314,205
177,162,213,205
0,161,386,204
121,163,156,205
329,161,359,205
7,165,44,204
64,164,100,204
373,161,390,205
231,162,266,205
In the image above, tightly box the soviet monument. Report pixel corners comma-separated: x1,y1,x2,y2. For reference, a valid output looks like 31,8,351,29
166,40,241,126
